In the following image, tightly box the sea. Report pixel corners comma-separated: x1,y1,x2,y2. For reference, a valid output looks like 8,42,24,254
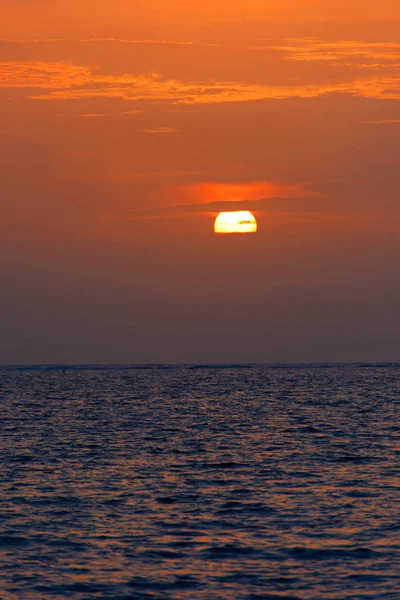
0,364,399,599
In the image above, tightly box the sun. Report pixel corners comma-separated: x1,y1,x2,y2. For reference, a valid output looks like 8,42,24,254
214,211,257,234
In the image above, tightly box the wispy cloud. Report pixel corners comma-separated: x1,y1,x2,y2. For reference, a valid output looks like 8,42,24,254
80,38,196,46
0,61,90,88
139,126,180,133
362,119,400,124
122,110,144,115
0,37,216,47
164,181,314,203
79,113,108,117
0,37,67,43
2,59,400,103
268,39,400,64
119,170,206,179
114,196,331,221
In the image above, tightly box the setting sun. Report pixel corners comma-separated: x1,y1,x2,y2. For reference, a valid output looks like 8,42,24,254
214,211,257,234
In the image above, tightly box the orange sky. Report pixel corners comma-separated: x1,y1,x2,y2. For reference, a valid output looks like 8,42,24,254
3,1,400,35
1,1,399,362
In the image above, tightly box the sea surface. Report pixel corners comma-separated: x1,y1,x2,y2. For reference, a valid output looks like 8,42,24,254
0,364,399,599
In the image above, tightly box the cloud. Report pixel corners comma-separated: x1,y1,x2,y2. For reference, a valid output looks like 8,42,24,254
122,110,144,115
108,181,323,220
80,38,207,46
2,57,400,103
79,113,108,117
139,126,180,133
0,37,67,43
0,36,217,47
116,196,335,221
0,61,90,88
267,39,400,65
164,181,313,203
122,170,207,179
362,119,400,124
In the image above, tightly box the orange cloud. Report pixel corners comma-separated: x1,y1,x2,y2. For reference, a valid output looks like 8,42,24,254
362,119,400,124
80,38,195,45
2,56,400,103
112,186,329,222
139,127,180,133
0,61,90,88
268,39,400,64
0,36,215,47
79,113,108,117
162,181,314,206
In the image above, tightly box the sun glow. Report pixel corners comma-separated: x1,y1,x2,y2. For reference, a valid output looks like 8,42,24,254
214,211,257,234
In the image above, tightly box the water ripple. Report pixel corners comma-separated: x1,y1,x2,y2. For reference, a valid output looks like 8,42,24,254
0,364,399,599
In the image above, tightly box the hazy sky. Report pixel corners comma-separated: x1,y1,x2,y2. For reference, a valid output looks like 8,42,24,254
1,1,399,363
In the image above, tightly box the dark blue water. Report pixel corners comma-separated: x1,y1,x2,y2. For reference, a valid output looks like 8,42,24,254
1,365,399,599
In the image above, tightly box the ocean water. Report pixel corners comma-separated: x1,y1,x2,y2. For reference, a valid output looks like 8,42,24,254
0,365,399,600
